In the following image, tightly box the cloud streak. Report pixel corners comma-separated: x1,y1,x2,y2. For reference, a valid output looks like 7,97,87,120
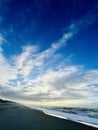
0,6,98,107
68,4,98,34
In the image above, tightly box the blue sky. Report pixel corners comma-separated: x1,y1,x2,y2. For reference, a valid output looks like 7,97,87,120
0,0,98,108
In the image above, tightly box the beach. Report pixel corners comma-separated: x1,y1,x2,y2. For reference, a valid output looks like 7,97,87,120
0,103,97,130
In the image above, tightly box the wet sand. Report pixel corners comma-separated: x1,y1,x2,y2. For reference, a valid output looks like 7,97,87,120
0,103,97,130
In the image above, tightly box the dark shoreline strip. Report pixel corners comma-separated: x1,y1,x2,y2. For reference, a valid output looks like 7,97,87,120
0,103,97,130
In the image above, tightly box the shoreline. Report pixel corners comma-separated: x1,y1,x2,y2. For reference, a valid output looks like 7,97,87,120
27,105,98,129
0,103,97,130
44,111,98,128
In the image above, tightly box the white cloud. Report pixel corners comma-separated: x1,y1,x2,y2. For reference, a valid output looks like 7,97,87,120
0,34,8,45
14,45,39,77
0,52,17,84
0,9,98,107
0,44,98,107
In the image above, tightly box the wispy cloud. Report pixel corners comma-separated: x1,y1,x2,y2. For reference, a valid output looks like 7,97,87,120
0,34,8,45
0,6,98,107
69,4,98,33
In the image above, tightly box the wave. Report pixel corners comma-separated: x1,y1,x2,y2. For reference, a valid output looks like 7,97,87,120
26,105,98,128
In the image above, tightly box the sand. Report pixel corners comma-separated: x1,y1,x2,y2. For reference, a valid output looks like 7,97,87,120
0,103,97,130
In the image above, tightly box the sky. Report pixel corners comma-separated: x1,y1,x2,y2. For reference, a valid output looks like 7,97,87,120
0,0,98,108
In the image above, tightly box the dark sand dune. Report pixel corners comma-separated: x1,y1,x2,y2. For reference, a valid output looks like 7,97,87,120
0,103,97,130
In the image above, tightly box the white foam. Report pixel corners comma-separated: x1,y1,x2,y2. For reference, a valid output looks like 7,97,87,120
78,122,98,128
43,109,98,128
26,105,98,128
44,111,68,119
